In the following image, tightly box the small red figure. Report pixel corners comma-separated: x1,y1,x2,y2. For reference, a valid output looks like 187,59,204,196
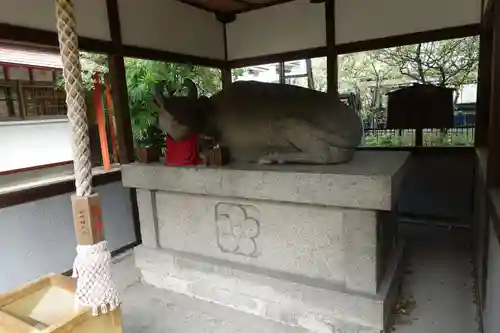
165,133,202,166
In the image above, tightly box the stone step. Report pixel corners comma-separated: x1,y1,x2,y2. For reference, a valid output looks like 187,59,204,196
113,251,376,333
122,282,311,333
134,245,404,333
122,281,379,333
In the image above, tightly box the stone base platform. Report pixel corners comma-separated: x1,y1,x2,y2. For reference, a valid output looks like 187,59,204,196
122,151,410,333
135,242,405,333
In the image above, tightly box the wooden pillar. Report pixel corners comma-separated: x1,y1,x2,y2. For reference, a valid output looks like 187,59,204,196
221,67,232,89
106,0,142,244
221,23,232,89
476,4,493,147
218,14,236,90
108,55,135,163
325,0,337,96
278,62,285,84
106,0,134,164
487,0,500,187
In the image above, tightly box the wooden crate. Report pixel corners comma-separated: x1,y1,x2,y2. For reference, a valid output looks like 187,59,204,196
0,274,123,333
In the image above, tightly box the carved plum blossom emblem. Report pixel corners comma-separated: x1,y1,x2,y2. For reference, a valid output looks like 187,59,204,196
215,203,260,257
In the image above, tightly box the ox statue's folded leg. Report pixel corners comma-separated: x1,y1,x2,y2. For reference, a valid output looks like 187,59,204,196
258,118,356,165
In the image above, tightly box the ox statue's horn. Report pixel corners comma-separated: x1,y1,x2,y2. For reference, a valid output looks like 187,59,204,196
153,81,167,107
183,78,198,99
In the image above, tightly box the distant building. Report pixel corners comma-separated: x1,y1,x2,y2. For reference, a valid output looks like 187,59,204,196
235,60,308,84
0,45,88,173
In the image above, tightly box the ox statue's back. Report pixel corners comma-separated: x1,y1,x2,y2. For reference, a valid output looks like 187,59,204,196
154,79,362,165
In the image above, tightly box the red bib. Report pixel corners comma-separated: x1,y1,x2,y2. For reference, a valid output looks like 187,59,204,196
165,133,201,166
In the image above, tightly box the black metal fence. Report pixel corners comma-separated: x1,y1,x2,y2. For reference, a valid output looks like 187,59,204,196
361,126,475,147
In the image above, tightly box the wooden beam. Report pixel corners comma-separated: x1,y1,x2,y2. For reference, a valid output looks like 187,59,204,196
231,0,252,10
476,15,493,147
487,0,500,187
229,47,326,68
232,0,296,14
325,0,337,95
122,45,225,68
0,171,122,209
174,0,296,15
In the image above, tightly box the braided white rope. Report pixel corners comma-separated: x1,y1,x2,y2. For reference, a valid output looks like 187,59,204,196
55,0,92,197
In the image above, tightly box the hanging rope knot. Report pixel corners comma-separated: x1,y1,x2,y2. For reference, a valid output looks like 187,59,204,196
72,241,120,316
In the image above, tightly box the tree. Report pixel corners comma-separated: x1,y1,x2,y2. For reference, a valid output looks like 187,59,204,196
310,57,327,92
339,52,396,125
231,67,247,81
372,36,479,99
338,36,480,127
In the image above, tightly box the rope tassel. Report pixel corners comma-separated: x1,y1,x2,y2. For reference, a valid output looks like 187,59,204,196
72,241,120,316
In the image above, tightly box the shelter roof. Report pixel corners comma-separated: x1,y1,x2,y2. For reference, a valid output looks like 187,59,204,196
0,44,95,72
0,44,62,69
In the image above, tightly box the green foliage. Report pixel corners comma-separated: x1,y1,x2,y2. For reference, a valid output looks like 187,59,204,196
124,58,221,147
54,52,109,92
124,59,167,147
231,68,247,81
62,53,222,148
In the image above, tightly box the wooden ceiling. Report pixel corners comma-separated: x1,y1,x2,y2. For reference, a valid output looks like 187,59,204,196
177,0,299,15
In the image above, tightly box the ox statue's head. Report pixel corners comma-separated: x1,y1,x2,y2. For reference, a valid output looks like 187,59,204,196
152,79,211,141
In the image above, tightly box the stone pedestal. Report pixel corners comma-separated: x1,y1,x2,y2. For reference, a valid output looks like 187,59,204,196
122,151,410,333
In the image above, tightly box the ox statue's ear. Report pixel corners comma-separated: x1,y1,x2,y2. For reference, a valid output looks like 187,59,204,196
182,79,198,99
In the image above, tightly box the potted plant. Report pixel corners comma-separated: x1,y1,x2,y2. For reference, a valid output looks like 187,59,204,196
135,125,165,163
124,59,168,163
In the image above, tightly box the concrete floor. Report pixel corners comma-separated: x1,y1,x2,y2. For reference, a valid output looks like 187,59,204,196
392,224,479,333
113,223,480,333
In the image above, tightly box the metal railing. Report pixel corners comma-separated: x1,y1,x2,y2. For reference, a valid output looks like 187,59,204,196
361,126,475,147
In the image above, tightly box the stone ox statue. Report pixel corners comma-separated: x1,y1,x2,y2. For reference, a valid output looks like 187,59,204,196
153,79,363,165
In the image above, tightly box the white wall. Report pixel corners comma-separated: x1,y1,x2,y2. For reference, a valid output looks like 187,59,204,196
0,182,136,292
483,220,500,333
119,0,225,60
0,0,111,41
335,0,480,44
226,0,325,60
0,0,225,59
0,119,73,173
226,0,481,60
